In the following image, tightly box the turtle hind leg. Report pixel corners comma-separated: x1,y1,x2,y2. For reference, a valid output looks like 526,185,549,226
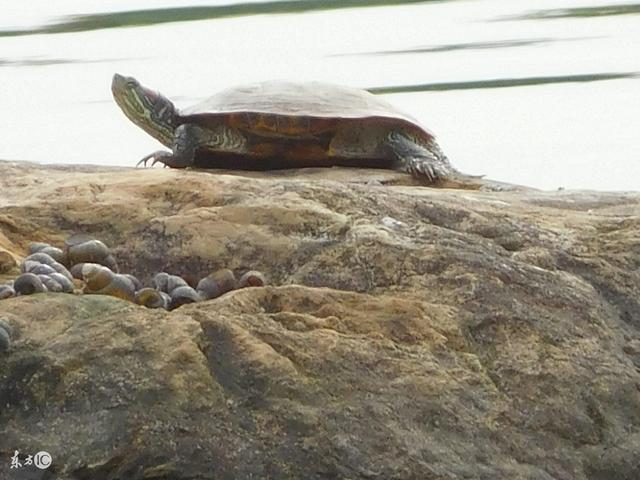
383,131,454,183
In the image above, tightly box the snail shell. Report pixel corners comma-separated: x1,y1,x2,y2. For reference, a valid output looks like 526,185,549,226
28,242,50,254
23,252,59,267
22,253,73,280
123,274,142,292
39,246,66,264
238,270,266,288
47,272,75,293
0,285,16,299
166,275,189,293
196,269,238,300
66,238,114,265
101,254,118,273
168,285,201,311
82,264,135,302
153,272,189,294
17,259,74,294
65,235,118,272
13,273,47,295
28,243,66,264
25,263,57,276
135,288,169,309
38,275,63,293
159,291,172,308
104,276,135,301
81,264,112,290
152,272,170,292
70,262,101,280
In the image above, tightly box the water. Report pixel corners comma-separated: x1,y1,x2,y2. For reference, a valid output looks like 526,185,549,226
1,0,639,190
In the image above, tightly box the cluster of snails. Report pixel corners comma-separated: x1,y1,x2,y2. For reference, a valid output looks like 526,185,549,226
135,269,265,310
0,234,265,312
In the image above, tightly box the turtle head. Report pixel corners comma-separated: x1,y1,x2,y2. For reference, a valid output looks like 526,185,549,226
111,73,177,146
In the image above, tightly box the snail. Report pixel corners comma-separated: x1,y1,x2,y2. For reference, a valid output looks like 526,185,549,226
38,275,64,293
28,242,49,254
19,252,75,293
13,273,47,295
47,273,75,293
238,270,267,288
135,288,170,309
123,274,142,292
65,234,118,272
81,264,136,302
168,285,201,310
22,253,73,279
28,242,66,264
0,285,16,299
153,272,189,293
7,236,271,311
23,262,57,276
70,262,94,280
166,275,189,293
196,269,238,300
152,272,201,310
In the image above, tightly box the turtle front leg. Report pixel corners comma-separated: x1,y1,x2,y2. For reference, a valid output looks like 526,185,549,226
383,131,454,183
137,124,201,168
137,124,247,169
137,151,174,168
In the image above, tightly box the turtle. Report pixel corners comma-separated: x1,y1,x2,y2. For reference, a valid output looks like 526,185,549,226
111,73,472,185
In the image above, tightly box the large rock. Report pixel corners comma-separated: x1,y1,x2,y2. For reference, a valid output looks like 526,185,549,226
0,160,639,479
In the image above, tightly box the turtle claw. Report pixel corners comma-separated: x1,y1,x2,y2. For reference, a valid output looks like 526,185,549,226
136,151,172,168
385,133,454,184
406,158,435,183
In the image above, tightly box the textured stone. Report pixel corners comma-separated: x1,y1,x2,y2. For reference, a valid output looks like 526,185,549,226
0,249,16,274
0,159,639,479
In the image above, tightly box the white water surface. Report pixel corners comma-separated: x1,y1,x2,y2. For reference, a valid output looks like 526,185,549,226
0,0,639,190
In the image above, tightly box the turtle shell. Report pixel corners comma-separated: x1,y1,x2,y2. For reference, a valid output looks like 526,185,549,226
178,81,434,141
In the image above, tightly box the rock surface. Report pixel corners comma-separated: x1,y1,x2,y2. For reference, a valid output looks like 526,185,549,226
0,159,639,479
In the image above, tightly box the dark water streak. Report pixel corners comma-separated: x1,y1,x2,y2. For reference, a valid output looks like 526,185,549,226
333,37,597,57
506,3,640,21
368,73,639,94
0,0,443,37
0,57,137,67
